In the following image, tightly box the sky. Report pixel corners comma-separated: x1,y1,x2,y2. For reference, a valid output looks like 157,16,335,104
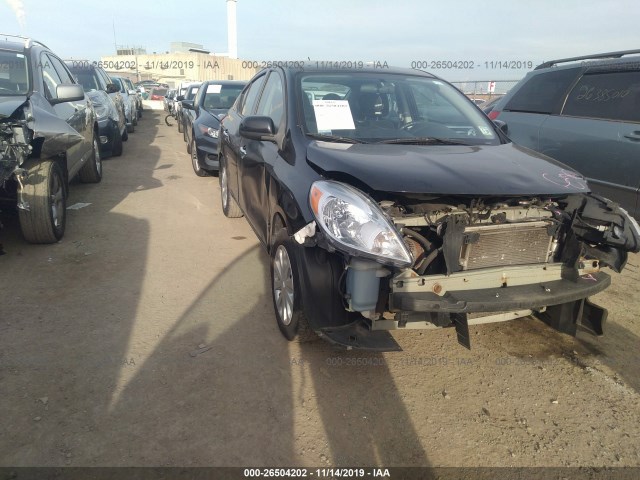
2,0,639,81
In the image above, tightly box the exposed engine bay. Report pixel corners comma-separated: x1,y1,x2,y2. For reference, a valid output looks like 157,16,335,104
310,192,640,349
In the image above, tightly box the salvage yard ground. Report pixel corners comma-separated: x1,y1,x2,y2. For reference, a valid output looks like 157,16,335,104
0,110,639,468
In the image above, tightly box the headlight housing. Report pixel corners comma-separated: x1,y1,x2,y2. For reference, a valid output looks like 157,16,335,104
309,180,412,267
198,124,219,138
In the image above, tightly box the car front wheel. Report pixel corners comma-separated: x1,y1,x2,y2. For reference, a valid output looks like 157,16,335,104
18,160,66,244
270,228,315,342
78,132,102,183
219,161,243,218
191,138,208,177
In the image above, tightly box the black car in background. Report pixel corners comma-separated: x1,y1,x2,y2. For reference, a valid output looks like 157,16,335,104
0,35,101,244
177,82,201,135
218,66,640,351
489,50,640,218
66,61,127,157
182,80,246,176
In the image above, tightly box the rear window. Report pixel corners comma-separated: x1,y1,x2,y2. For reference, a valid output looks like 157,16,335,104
562,70,640,123
504,68,579,114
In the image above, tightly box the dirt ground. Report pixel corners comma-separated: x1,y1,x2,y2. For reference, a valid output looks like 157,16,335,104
0,108,639,469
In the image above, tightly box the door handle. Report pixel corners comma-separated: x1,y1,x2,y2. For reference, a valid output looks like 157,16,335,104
623,131,640,141
239,146,247,157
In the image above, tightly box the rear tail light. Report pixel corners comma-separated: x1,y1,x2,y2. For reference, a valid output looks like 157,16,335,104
488,110,500,120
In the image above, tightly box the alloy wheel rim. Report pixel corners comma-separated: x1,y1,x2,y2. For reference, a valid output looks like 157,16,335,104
50,171,64,228
273,245,294,326
221,166,228,209
191,140,199,171
94,139,102,175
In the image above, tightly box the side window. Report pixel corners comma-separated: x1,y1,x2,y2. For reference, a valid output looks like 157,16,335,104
47,54,75,84
194,84,205,106
40,53,63,100
256,72,285,131
240,75,266,116
562,71,640,123
96,68,110,90
504,68,580,114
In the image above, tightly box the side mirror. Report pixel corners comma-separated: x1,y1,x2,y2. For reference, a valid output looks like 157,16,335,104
106,83,119,94
51,84,85,105
176,95,184,101
493,119,508,135
240,116,275,141
181,100,194,110
128,89,137,95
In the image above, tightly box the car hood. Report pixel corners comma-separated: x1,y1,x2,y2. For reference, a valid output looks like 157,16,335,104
306,141,590,196
0,95,28,118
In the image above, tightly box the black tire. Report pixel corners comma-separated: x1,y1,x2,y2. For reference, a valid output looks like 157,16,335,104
18,160,66,244
182,124,187,142
219,160,242,218
186,132,192,154
122,127,128,142
127,122,134,133
112,128,123,157
191,137,208,177
177,116,183,133
132,113,138,126
78,132,103,183
270,228,316,342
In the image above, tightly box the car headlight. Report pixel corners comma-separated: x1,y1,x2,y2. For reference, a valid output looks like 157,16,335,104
309,180,412,267
198,125,219,138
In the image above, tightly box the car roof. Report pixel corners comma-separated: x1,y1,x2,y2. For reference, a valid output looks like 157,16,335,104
0,34,49,51
276,65,437,78
534,49,640,71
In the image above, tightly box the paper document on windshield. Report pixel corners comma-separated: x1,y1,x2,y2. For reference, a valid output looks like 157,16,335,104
207,84,222,93
312,100,355,132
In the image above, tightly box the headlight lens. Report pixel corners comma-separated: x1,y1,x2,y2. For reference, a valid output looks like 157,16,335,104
309,180,412,267
199,125,219,138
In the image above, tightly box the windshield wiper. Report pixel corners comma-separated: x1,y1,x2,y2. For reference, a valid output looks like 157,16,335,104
306,133,368,144
375,137,471,145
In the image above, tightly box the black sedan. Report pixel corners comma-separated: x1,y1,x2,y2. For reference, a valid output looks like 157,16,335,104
218,66,640,352
181,80,246,176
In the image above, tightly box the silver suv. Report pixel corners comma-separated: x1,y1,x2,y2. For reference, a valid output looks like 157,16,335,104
490,50,640,218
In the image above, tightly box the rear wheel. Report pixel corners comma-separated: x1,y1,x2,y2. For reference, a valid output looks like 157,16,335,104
122,126,128,142
271,228,315,342
219,161,242,218
177,116,183,133
78,132,102,183
191,137,208,177
18,160,66,244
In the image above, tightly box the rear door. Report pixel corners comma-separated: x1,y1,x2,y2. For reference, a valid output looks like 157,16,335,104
499,68,580,151
221,73,266,210
538,69,640,217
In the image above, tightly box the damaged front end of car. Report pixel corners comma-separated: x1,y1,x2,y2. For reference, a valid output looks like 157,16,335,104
0,106,34,208
294,180,640,351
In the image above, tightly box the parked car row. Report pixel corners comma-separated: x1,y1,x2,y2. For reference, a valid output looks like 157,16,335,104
0,34,145,245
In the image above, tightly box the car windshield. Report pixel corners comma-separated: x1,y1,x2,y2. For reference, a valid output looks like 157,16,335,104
70,69,101,92
186,85,200,100
202,84,244,110
298,72,500,145
0,50,29,95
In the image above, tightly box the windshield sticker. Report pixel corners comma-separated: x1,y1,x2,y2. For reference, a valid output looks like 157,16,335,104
207,84,222,94
16,53,25,58
478,126,492,136
312,100,355,131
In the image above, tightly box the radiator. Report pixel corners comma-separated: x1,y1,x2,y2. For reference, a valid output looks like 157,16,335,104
459,221,553,270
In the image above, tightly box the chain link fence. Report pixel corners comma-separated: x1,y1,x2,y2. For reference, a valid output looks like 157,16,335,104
449,80,520,102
